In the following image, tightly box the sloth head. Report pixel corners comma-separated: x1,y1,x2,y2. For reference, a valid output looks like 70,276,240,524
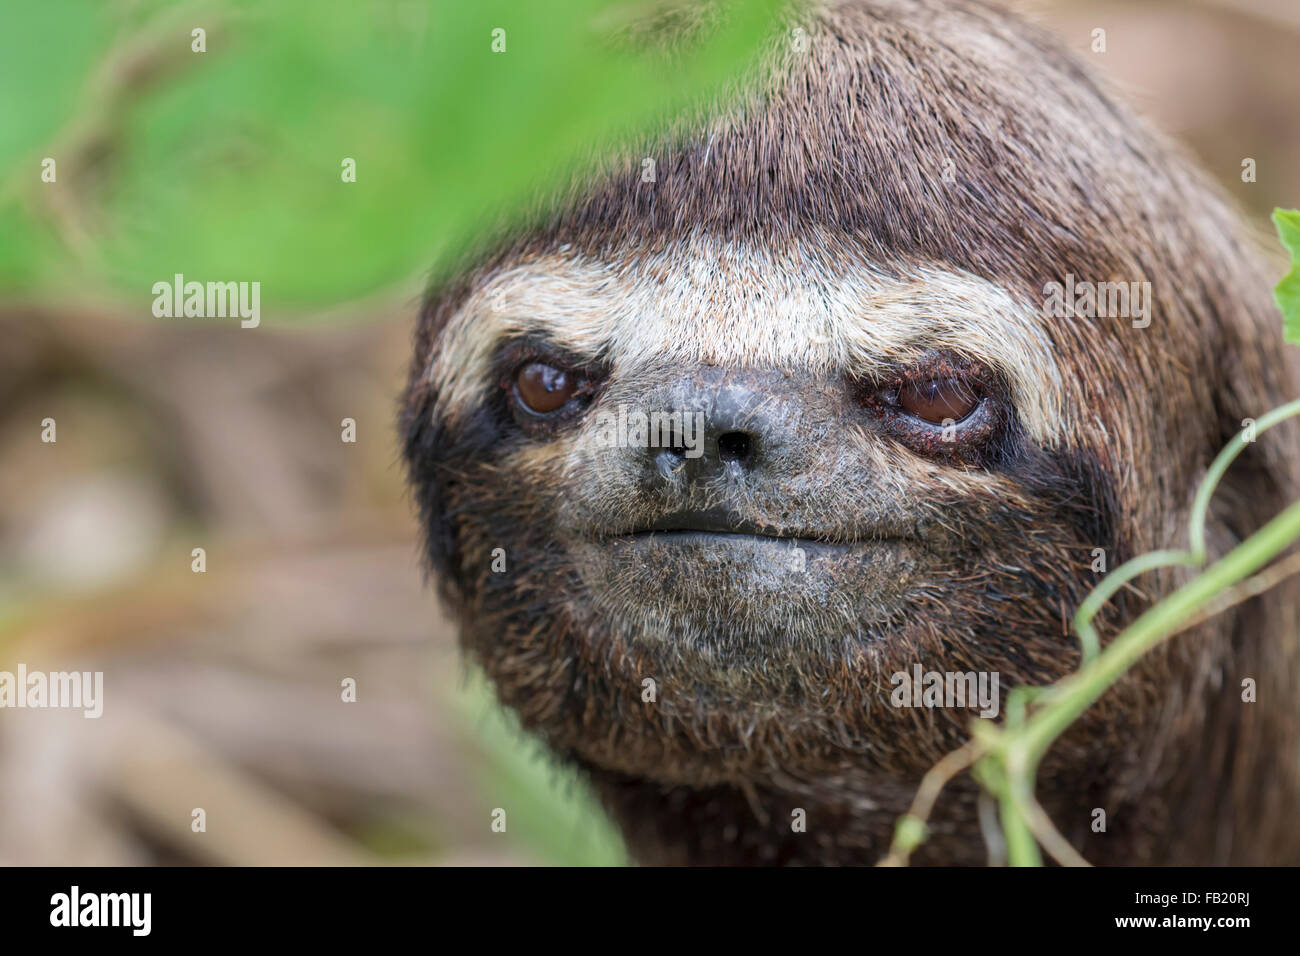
403,0,1298,853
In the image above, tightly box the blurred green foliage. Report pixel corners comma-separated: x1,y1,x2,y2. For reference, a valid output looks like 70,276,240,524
0,0,782,312
454,671,627,866
1274,208,1300,344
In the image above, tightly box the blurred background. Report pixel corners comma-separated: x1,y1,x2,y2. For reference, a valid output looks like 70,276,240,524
1,0,1297,865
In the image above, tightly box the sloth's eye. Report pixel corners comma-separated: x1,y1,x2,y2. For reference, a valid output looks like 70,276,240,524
514,361,580,414
897,377,979,423
859,360,1003,466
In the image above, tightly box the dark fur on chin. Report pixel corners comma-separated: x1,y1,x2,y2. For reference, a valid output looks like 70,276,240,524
402,0,1300,865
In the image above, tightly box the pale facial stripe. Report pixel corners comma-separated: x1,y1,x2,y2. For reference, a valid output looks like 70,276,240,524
426,232,1064,445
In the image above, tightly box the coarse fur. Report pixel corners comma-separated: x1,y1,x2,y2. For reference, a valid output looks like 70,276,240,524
402,0,1300,865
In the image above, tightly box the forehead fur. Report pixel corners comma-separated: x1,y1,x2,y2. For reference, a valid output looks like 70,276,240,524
492,0,1225,287
429,233,1065,444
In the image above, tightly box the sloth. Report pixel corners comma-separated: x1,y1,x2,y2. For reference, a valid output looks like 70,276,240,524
402,0,1300,865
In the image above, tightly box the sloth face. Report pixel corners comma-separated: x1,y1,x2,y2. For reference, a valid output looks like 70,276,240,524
406,237,1117,782
402,0,1300,864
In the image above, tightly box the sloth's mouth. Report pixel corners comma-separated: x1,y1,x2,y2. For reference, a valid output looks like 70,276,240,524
574,508,920,645
606,509,904,548
619,529,857,558
613,509,837,542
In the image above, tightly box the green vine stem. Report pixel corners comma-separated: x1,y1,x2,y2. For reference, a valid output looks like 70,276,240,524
1074,397,1300,661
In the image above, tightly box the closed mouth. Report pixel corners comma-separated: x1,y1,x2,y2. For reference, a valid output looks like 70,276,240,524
604,510,906,548
616,530,866,560
618,509,824,541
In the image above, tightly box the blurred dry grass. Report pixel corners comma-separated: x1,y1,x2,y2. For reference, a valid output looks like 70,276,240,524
0,308,624,864
1,0,1297,866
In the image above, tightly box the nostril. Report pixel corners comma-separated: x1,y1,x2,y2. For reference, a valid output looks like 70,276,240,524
717,431,754,465
655,447,687,478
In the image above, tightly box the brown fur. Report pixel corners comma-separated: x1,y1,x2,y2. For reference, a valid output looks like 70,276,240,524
402,0,1300,865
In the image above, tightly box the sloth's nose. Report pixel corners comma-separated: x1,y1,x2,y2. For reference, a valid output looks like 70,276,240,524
655,422,761,479
640,372,784,482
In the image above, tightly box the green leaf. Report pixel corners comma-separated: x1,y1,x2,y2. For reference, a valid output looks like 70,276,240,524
0,0,112,174
0,0,783,315
1273,208,1300,344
